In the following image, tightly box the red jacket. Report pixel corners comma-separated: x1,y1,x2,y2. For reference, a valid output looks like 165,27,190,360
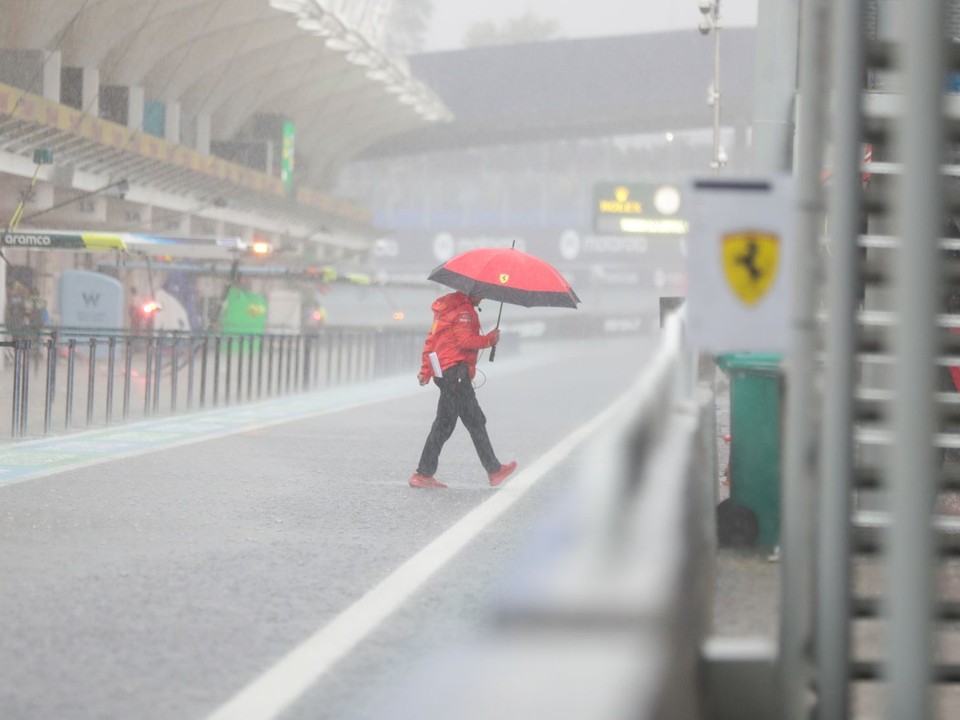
419,292,495,381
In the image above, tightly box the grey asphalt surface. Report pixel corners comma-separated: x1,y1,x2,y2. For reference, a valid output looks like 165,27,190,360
710,379,780,644
0,334,663,720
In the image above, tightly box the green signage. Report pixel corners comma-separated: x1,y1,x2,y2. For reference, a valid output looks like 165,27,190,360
592,182,688,236
222,286,267,336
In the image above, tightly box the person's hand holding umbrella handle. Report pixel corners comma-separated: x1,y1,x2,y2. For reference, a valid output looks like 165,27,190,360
488,327,501,361
489,301,504,362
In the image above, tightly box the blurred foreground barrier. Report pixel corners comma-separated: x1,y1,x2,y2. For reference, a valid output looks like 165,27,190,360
394,311,737,720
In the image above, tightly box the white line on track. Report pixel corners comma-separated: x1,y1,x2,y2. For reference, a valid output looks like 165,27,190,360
204,398,623,720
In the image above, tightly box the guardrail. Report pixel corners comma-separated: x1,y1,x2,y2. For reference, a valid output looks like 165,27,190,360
392,309,721,719
0,326,427,440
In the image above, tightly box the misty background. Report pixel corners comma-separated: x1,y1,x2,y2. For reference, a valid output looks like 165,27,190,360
323,0,759,328
423,0,759,52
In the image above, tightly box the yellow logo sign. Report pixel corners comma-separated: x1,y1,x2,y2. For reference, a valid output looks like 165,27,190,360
499,273,509,284
721,231,780,305
598,185,643,215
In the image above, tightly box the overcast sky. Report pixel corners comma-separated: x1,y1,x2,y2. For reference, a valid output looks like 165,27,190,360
424,0,759,52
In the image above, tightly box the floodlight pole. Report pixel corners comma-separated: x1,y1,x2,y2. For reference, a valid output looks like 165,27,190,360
712,2,722,172
699,0,723,172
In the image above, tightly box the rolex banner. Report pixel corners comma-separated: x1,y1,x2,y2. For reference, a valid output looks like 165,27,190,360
685,176,794,353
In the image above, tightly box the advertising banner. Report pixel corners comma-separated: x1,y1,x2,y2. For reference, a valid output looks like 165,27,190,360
222,286,267,336
592,182,688,235
59,270,124,331
685,176,795,353
372,227,685,279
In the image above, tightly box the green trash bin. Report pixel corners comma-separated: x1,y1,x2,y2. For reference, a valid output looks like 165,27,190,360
715,352,784,548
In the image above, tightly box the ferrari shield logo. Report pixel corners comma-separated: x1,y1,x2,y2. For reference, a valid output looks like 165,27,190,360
499,273,509,284
721,232,780,305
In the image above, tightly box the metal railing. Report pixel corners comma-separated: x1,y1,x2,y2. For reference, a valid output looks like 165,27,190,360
778,1,960,718
0,326,424,440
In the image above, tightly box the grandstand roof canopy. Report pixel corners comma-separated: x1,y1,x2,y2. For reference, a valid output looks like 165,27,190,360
363,29,757,158
0,0,448,190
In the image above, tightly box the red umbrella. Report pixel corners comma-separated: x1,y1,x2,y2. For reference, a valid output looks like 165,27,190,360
428,246,580,309
428,244,579,360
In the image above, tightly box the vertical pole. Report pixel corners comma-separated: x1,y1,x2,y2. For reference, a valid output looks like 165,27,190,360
276,336,284,395
65,339,76,430
123,338,132,421
44,337,55,434
247,334,255,399
888,1,944,717
106,337,116,424
143,337,154,416
152,337,162,415
170,334,180,412
278,336,285,394
86,338,96,426
286,336,294,392
187,336,196,411
817,0,864,716
225,336,233,405
19,340,29,437
752,0,801,172
712,0,722,172
11,341,22,438
0,260,6,373
257,335,264,399
293,335,301,391
325,331,333,386
267,335,274,397
199,336,209,409
779,0,828,718
213,336,221,407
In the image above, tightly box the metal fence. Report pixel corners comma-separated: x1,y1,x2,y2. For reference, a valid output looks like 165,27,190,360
0,326,424,440
777,2,960,718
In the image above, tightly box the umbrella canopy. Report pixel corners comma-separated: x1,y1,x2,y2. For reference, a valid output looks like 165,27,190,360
428,246,580,308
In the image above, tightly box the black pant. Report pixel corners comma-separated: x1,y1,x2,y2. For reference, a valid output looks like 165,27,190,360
417,362,500,476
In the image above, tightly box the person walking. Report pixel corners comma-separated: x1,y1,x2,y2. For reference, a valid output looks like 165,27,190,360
410,291,517,489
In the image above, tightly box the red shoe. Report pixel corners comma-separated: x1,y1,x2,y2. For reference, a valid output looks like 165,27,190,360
409,473,447,489
488,461,517,487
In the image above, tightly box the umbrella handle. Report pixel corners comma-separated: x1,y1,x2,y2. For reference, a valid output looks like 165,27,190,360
489,302,504,362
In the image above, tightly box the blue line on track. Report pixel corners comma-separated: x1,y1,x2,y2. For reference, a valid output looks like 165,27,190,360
0,375,420,488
